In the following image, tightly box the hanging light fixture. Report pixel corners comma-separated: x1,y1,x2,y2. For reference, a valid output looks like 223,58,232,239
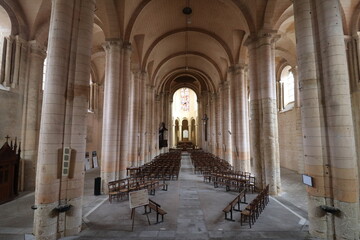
183,0,192,71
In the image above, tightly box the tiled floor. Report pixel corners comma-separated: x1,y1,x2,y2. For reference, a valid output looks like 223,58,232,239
0,152,318,240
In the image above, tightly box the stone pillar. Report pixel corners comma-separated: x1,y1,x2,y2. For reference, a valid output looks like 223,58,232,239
215,90,223,158
247,32,281,194
118,43,132,175
154,94,160,156
345,35,360,189
230,65,250,171
294,0,359,239
168,99,173,148
21,41,46,191
101,41,121,186
139,71,147,166
34,1,95,239
145,84,154,163
210,93,217,154
129,71,141,166
197,98,202,147
222,81,232,164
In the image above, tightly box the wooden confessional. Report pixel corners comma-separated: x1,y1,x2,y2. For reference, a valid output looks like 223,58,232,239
0,136,20,204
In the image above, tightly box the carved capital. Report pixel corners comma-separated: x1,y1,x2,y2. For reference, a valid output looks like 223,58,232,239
28,40,46,58
102,39,122,51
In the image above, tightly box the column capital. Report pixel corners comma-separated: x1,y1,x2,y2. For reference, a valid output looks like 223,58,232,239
102,39,122,51
228,64,247,75
244,30,280,47
289,66,298,75
28,40,46,58
123,42,132,52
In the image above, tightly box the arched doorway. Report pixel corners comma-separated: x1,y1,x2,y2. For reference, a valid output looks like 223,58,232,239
172,88,198,149
182,119,189,141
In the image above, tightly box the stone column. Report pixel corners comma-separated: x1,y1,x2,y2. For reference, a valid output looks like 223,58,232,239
34,1,95,239
145,84,154,163
154,94,160,156
294,0,359,239
197,98,201,147
316,0,359,238
139,72,147,166
215,90,223,158
210,93,217,154
101,40,121,187
247,32,281,194
222,81,232,164
230,65,250,171
118,43,132,176
345,35,360,188
168,99,173,148
21,41,46,191
129,71,141,166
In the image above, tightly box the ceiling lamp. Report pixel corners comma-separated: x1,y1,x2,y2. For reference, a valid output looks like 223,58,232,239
183,0,192,71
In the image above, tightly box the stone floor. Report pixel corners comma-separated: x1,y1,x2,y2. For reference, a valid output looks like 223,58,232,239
0,152,318,240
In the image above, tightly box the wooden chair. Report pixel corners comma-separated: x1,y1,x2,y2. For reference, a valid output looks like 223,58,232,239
240,202,256,228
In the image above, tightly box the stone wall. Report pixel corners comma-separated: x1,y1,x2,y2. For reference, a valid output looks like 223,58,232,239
278,107,304,173
0,89,23,140
85,111,102,167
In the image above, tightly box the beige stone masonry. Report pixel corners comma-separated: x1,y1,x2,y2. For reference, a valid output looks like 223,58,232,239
294,0,359,238
248,32,281,195
34,1,95,239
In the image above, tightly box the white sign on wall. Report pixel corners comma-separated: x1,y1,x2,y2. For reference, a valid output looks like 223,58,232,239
129,189,149,209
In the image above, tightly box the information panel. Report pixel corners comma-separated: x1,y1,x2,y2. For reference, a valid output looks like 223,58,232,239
129,189,149,209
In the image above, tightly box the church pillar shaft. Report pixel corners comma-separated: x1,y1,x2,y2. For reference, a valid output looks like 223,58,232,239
230,65,250,172
145,85,153,162
294,0,359,238
248,33,280,194
222,82,232,163
119,44,132,176
22,41,46,191
34,0,95,239
101,41,121,188
215,91,223,157
129,71,141,166
139,72,147,166
210,94,217,154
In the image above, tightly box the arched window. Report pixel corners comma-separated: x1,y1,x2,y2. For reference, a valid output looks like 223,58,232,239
88,76,96,112
0,5,11,91
280,65,295,109
42,58,47,90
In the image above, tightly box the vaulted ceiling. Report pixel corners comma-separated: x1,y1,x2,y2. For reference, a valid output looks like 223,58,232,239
1,0,360,96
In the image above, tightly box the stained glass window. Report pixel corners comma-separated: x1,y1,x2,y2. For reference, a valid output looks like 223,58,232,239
180,88,190,111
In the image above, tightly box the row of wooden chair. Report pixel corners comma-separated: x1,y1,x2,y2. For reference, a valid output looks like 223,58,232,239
108,176,168,203
190,151,232,174
136,151,181,180
240,184,270,228
189,150,256,193
209,171,256,193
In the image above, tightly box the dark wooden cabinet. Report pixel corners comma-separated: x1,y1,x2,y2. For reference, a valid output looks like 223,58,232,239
0,138,20,204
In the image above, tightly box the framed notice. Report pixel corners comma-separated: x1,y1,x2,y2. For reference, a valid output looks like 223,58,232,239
84,152,91,170
129,189,149,209
302,174,313,187
92,151,98,168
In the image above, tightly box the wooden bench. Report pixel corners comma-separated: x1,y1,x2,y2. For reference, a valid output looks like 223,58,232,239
223,189,247,221
240,184,269,228
148,179,168,195
144,199,167,223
